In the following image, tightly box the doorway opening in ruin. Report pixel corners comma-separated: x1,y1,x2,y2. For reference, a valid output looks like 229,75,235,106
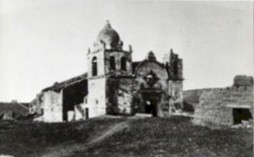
233,108,252,124
144,99,157,116
85,108,89,119
142,92,161,117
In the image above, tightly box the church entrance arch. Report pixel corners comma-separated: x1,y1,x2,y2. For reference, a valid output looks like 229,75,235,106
141,91,162,117
134,70,164,117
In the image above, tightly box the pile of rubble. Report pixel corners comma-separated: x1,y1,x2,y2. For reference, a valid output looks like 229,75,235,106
0,155,14,157
231,120,253,129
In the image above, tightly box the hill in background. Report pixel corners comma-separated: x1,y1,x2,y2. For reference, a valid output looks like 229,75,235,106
0,101,30,120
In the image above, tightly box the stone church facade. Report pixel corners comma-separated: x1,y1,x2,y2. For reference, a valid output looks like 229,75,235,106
33,21,183,122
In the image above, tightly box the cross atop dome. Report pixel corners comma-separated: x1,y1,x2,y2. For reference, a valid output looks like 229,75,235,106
103,20,112,29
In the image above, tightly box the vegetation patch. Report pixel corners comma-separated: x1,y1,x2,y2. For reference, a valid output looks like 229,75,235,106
0,117,252,157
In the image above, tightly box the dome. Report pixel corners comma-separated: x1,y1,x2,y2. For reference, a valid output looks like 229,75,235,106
97,21,121,48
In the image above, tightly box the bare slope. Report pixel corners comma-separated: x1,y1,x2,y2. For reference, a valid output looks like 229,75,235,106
183,88,211,113
0,117,252,157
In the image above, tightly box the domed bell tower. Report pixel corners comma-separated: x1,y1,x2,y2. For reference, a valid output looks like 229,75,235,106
87,21,133,117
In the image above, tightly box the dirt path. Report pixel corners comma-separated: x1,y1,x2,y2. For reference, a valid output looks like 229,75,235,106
40,121,129,157
88,121,129,145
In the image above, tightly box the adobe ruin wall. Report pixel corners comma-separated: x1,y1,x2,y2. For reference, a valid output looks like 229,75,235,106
192,75,253,126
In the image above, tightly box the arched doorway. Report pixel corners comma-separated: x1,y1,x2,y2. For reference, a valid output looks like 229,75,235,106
133,69,165,117
141,91,162,117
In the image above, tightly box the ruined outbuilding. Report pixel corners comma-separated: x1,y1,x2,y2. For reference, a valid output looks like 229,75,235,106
0,101,30,120
193,75,253,126
33,21,183,122
33,74,88,122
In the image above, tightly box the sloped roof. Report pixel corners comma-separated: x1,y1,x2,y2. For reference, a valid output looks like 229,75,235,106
42,73,88,92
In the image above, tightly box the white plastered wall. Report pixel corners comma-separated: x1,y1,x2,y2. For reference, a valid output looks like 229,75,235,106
87,77,106,118
41,90,63,122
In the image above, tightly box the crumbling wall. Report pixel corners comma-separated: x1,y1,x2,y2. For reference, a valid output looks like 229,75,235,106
74,103,85,121
30,93,44,116
106,78,119,114
183,88,215,113
163,50,183,80
233,75,253,87
193,89,233,126
62,79,88,121
117,79,133,114
74,96,89,120
168,80,183,112
193,86,253,126
106,78,134,115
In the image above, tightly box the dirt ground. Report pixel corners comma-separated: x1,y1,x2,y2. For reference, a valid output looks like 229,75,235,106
0,116,252,157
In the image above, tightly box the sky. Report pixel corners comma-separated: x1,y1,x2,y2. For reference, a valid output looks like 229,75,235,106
0,0,253,102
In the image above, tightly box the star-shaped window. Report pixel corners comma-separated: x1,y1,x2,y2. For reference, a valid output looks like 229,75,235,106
144,70,159,87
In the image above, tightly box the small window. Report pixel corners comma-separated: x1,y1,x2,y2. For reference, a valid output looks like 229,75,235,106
110,56,116,70
121,57,127,71
92,57,98,76
174,61,178,75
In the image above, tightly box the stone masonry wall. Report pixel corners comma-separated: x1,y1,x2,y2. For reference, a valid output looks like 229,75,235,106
168,80,183,112
106,78,134,115
193,86,253,126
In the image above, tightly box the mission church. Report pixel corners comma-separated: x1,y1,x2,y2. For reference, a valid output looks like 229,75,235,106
32,21,184,122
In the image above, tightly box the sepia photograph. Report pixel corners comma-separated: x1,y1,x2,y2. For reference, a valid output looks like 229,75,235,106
0,0,253,157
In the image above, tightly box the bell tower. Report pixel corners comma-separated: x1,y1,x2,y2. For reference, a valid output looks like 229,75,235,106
163,49,184,113
87,21,133,117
